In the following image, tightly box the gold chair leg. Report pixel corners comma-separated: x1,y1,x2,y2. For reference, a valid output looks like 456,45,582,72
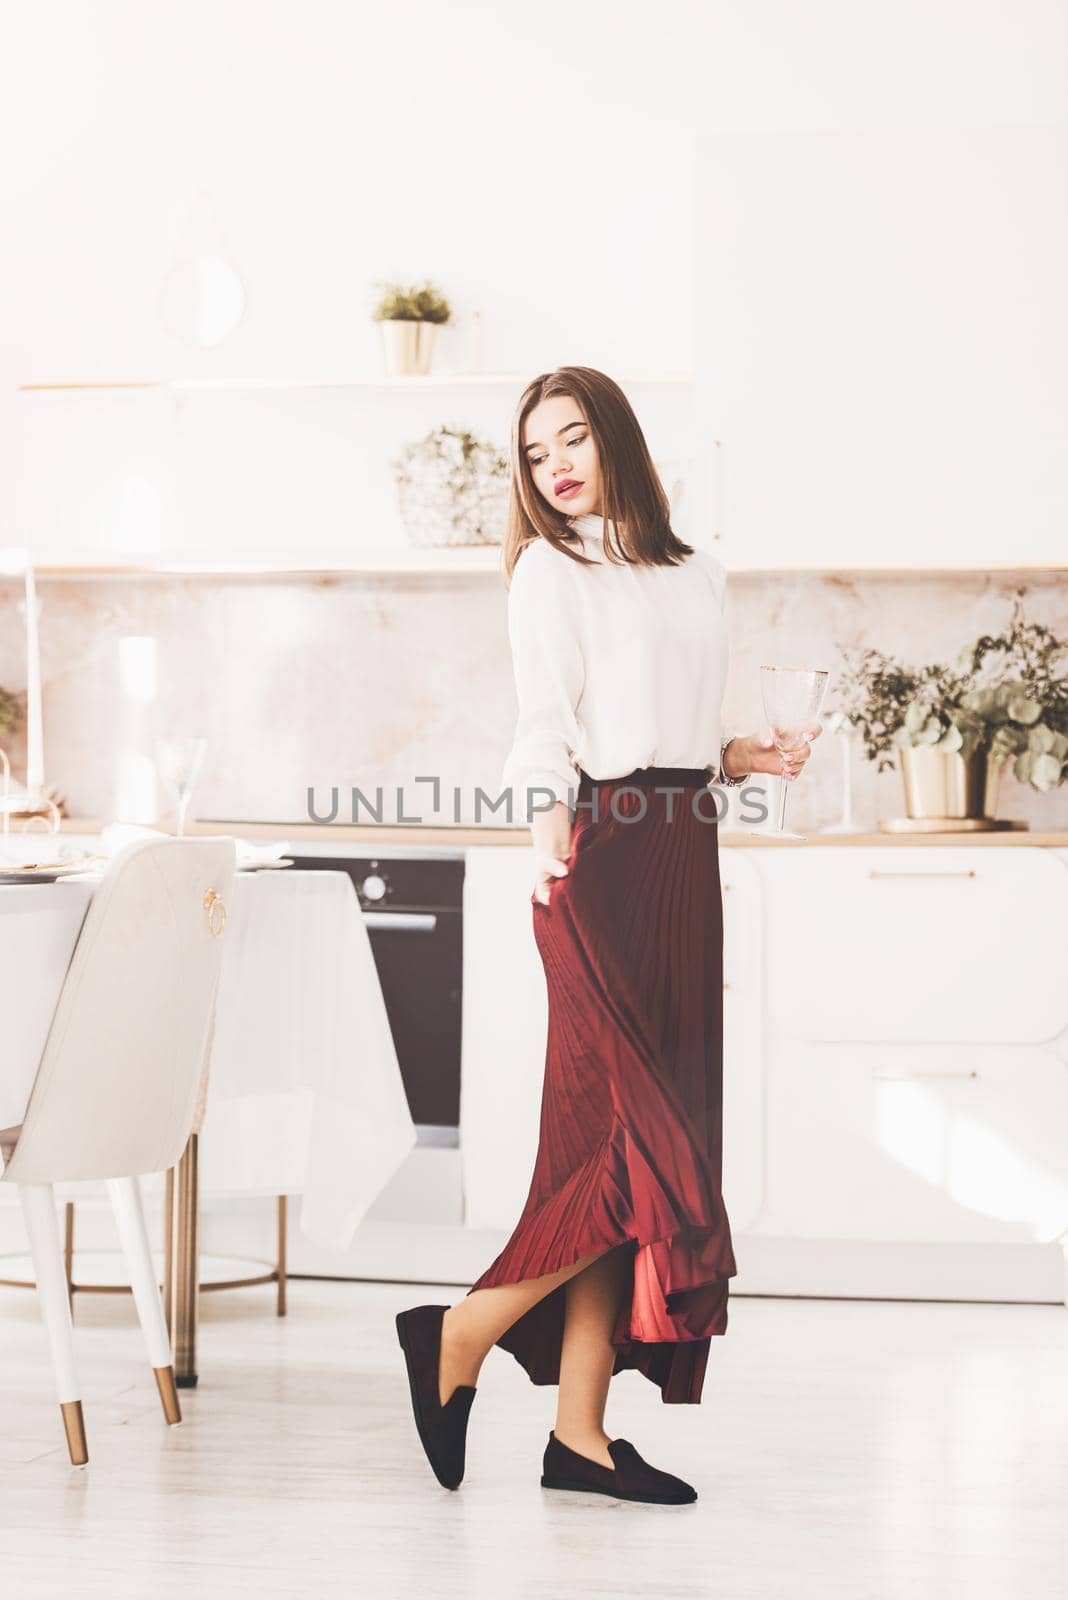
61,1399,88,1467
165,1135,200,1388
64,1202,75,1314
277,1195,287,1318
153,1365,182,1425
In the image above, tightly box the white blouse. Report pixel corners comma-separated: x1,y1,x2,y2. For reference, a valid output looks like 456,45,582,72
500,512,738,822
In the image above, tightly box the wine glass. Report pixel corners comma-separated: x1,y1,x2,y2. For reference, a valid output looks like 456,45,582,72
759,666,829,840
155,736,207,837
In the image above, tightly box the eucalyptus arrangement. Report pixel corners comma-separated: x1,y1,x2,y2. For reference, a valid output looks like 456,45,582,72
392,424,509,547
833,593,1068,794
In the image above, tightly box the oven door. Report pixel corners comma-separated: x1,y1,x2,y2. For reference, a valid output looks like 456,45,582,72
360,906,462,1139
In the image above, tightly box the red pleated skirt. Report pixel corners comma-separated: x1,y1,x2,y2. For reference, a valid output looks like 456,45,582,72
466,765,738,1404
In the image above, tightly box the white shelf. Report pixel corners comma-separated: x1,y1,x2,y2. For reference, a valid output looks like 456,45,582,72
15,551,1068,578
16,546,509,577
18,371,693,394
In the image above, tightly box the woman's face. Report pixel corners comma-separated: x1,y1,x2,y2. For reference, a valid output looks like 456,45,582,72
522,395,603,517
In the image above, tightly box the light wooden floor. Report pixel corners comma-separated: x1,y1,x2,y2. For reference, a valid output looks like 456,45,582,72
1,1277,1065,1599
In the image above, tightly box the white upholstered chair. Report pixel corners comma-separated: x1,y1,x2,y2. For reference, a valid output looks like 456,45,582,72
0,835,236,1465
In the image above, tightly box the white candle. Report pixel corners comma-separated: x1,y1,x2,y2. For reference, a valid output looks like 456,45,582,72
24,559,44,797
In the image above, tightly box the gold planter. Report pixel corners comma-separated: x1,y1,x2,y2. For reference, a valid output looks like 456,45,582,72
379,319,438,377
898,745,1001,821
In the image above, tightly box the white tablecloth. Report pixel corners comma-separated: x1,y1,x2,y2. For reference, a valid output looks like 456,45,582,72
0,868,416,1251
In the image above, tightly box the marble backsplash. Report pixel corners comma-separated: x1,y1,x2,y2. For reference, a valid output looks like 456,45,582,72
1,567,1066,835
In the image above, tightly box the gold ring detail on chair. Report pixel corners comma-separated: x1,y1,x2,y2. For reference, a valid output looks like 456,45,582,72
202,889,227,938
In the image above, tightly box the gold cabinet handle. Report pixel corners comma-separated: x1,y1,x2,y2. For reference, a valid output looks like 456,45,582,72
203,889,228,938
868,870,977,879
872,1070,979,1081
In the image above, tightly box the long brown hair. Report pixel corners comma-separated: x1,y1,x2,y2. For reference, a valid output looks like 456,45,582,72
501,366,694,586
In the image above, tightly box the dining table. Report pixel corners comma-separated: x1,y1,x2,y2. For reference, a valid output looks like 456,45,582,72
0,851,417,1384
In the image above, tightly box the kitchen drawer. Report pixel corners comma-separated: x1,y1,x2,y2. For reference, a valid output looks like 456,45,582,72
761,1035,1068,1244
755,847,1068,1042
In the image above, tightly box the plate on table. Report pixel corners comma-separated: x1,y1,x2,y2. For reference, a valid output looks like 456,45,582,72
0,861,101,885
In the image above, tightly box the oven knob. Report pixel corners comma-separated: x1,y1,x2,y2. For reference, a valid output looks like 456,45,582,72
361,873,387,901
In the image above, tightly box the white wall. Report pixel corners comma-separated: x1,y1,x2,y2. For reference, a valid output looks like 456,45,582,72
1,1,1066,562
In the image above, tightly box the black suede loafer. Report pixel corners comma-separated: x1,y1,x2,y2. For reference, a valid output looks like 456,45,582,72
396,1303,477,1490
540,1430,698,1504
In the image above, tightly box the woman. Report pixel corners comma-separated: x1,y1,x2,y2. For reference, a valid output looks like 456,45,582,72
397,366,820,1505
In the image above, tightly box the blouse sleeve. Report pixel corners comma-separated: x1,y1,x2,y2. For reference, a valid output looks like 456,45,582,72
500,544,586,823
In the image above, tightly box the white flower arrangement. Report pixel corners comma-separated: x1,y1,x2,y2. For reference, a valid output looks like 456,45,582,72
392,424,510,547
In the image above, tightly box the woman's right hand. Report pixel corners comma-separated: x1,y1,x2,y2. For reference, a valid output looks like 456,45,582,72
531,801,574,905
725,725,823,781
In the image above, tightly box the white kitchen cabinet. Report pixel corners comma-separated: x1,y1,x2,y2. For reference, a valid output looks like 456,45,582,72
460,841,1068,1302
751,846,1068,1270
719,849,765,1234
460,846,548,1231
695,127,1068,569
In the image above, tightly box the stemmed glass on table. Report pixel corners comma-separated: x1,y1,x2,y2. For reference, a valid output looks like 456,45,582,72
759,666,830,840
155,736,207,837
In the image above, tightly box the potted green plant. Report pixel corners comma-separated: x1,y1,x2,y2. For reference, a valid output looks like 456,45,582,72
371,278,452,377
392,423,509,547
832,592,1068,826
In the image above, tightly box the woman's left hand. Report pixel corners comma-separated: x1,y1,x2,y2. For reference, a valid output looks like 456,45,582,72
726,723,824,781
